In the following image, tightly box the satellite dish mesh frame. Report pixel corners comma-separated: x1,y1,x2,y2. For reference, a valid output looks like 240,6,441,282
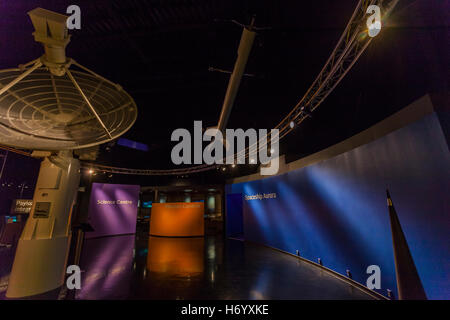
4,7,137,299
0,8,137,151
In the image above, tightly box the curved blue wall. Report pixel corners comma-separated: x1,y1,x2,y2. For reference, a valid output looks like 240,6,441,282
226,112,450,299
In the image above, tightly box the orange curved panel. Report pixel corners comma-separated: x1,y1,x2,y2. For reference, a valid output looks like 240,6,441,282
149,202,204,237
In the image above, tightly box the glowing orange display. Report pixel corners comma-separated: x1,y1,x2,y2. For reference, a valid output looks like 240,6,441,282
149,202,204,237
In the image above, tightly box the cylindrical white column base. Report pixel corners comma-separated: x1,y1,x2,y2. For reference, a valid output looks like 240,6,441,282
6,152,80,298
6,236,70,298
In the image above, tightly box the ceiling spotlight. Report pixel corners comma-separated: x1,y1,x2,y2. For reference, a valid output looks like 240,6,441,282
88,169,94,174
222,167,226,171
289,121,295,129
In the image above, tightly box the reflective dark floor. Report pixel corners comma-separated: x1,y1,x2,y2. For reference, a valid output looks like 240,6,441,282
0,245,14,299
0,234,375,300
70,234,374,300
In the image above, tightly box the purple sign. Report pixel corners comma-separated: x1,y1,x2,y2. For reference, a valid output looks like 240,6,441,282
86,183,140,239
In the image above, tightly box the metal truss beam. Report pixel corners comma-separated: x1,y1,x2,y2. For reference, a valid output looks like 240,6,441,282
81,0,400,176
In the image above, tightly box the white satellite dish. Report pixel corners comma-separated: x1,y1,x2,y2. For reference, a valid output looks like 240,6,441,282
0,8,137,151
3,8,138,298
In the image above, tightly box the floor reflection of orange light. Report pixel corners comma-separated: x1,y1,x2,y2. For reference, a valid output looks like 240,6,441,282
147,237,204,276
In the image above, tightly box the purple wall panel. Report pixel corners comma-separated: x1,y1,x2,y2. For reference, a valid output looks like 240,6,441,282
86,183,140,239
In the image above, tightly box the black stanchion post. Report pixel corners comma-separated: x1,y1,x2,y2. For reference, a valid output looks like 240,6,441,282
346,269,352,279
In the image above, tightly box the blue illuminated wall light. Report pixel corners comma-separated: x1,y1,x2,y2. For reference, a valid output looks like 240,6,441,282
117,138,149,152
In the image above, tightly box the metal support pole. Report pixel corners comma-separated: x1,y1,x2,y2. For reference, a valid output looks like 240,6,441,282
0,150,8,182
217,19,257,133
0,60,42,97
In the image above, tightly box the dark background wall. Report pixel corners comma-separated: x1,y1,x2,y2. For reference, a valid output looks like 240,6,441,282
226,112,450,299
2,1,446,176
0,150,39,237
0,151,40,214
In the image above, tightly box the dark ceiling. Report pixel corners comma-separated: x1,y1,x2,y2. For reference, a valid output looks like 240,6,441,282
0,0,448,184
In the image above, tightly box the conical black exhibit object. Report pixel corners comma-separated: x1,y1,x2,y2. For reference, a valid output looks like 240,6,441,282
386,189,427,300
